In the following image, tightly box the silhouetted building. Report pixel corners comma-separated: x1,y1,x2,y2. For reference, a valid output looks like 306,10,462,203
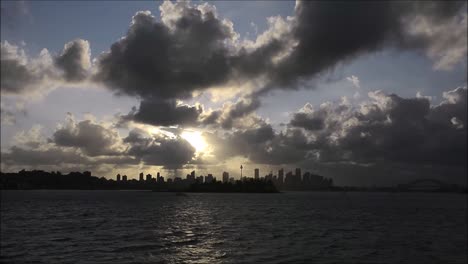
303,172,311,184
196,176,204,183
187,171,195,183
265,172,273,181
116,174,121,181
122,175,128,182
254,168,259,180
222,171,229,183
295,168,301,180
205,174,214,183
285,171,293,187
278,169,284,184
157,175,164,183
139,172,144,181
146,174,152,181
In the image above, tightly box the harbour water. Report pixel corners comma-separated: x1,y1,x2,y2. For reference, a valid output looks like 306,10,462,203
1,191,466,263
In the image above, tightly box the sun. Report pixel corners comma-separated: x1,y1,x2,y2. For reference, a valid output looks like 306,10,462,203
181,130,208,153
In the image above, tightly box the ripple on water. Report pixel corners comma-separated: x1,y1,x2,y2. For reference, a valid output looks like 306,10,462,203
1,191,466,264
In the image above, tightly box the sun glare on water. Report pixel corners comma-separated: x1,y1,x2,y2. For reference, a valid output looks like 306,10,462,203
181,130,208,153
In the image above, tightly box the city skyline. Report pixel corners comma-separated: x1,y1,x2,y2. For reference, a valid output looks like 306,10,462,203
1,1,467,187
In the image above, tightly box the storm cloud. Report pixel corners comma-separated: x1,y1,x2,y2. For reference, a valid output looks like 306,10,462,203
288,86,467,167
94,2,238,99
120,98,202,127
92,1,466,101
124,129,196,169
51,114,124,157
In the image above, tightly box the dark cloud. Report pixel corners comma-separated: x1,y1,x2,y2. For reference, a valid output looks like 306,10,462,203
124,129,196,169
1,39,91,95
94,3,237,99
120,98,202,127
202,86,467,169
262,1,466,91
288,87,467,167
0,41,49,94
91,1,465,111
1,146,90,166
55,39,91,82
290,113,325,131
51,114,123,156
199,97,262,129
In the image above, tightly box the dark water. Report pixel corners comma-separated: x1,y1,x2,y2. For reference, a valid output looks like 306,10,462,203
1,191,466,264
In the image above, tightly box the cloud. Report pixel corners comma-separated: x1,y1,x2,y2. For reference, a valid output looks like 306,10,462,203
124,129,196,169
120,98,202,127
0,105,17,125
346,75,360,89
93,2,239,99
288,86,467,167
0,41,57,95
404,8,467,70
1,39,91,95
258,1,466,92
50,113,124,157
1,145,90,166
55,39,91,82
90,1,465,108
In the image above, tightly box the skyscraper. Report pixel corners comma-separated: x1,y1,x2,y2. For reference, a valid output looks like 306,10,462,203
254,168,259,180
116,174,121,181
139,172,144,181
278,169,284,184
295,168,301,179
222,171,229,183
205,174,214,183
295,168,301,187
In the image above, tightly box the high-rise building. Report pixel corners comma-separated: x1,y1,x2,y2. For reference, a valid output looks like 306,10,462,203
146,174,152,181
157,175,164,183
116,174,121,181
139,172,144,181
222,171,229,183
205,174,214,183
278,169,284,184
187,171,195,183
122,175,128,182
295,168,301,179
303,172,311,185
285,171,293,187
254,168,259,179
196,176,204,183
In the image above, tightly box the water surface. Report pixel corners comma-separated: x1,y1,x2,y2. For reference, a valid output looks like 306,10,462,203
1,191,466,263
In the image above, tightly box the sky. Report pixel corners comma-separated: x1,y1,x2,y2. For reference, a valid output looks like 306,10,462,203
1,0,467,186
